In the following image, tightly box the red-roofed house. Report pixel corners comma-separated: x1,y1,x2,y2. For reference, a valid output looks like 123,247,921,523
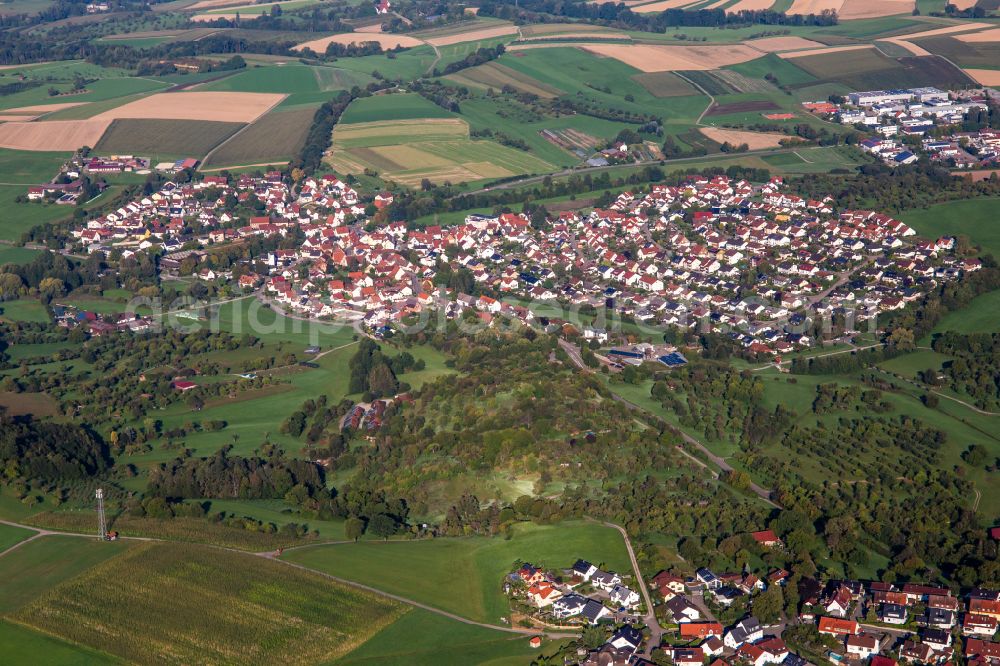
818,617,860,637
751,530,782,548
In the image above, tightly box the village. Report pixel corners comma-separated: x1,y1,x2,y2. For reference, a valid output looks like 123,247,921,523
46,165,982,358
510,529,1000,666
803,87,998,168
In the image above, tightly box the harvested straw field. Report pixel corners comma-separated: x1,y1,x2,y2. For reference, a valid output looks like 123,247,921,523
293,32,424,52
424,24,517,46
787,0,842,14
965,69,1000,86
91,91,284,123
0,119,111,151
780,44,874,59
726,0,776,9
632,0,703,12
1,102,88,114
878,37,930,56
519,32,629,41
580,43,761,72
700,127,794,149
956,28,1000,42
0,115,40,122
747,36,826,52
837,0,913,19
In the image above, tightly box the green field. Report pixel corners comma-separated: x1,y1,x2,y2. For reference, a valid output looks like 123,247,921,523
0,523,34,553
14,541,405,665
0,620,117,665
202,105,316,168
0,148,74,241
333,46,440,85
0,536,130,614
913,36,1000,70
924,288,1000,338
787,49,973,90
340,93,454,124
94,119,245,159
631,71,700,98
900,198,1000,258
0,299,50,323
335,608,549,666
283,521,630,624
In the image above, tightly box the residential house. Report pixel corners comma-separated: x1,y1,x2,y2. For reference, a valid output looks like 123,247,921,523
846,634,880,660
724,617,763,649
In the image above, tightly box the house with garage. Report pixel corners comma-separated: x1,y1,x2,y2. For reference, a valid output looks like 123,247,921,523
610,584,641,609
724,617,763,649
666,596,703,623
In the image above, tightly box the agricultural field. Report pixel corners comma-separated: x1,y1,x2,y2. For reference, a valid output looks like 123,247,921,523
0,523,34,553
0,536,130,614
0,148,74,240
13,541,406,665
783,47,973,90
94,119,245,159
0,620,116,666
445,61,564,98
0,391,60,417
340,93,453,124
329,110,555,187
283,520,631,624
631,71,699,97
913,35,1000,70
335,609,548,666
199,61,371,107
202,105,317,168
900,197,1000,258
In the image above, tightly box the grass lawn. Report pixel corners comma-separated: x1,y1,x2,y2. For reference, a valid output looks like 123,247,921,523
900,198,1000,258
0,246,43,265
332,608,554,665
14,541,406,665
0,523,35,553
283,520,630,624
924,288,1000,339
205,499,348,540
0,620,118,666
0,536,130,613
0,299,50,323
340,92,454,124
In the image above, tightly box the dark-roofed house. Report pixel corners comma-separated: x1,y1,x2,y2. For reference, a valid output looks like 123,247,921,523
609,625,643,653
665,596,702,623
724,617,762,649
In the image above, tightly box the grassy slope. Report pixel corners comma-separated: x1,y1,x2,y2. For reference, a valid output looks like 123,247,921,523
0,620,118,665
332,608,549,666
0,523,35,552
283,520,630,624
900,198,1000,258
0,148,74,242
0,536,131,614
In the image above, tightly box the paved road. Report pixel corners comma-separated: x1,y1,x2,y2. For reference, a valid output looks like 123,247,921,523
602,521,663,655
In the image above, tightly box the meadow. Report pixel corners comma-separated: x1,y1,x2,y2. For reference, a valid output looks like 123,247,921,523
334,608,549,666
0,620,117,666
0,523,34,553
340,93,453,124
283,520,630,624
15,542,406,665
900,198,1000,258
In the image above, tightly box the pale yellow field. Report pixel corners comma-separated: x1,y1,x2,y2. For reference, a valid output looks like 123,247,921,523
726,0,777,10
186,0,252,9
879,37,930,55
0,115,39,122
957,28,1000,42
1,102,88,114
787,0,841,15
0,119,111,151
424,24,517,46
780,44,874,59
700,127,795,150
293,32,424,52
632,0,701,12
191,13,238,21
747,36,826,52
520,23,622,36
333,118,468,142
91,91,284,123
355,23,384,33
944,0,977,8
888,22,992,39
965,69,1000,86
838,0,913,19
580,43,761,72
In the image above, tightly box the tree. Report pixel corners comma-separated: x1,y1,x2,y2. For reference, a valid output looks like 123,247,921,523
368,513,396,540
753,584,783,624
345,516,365,541
581,625,607,649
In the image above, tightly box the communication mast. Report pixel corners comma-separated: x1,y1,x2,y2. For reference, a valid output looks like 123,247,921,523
96,488,107,540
